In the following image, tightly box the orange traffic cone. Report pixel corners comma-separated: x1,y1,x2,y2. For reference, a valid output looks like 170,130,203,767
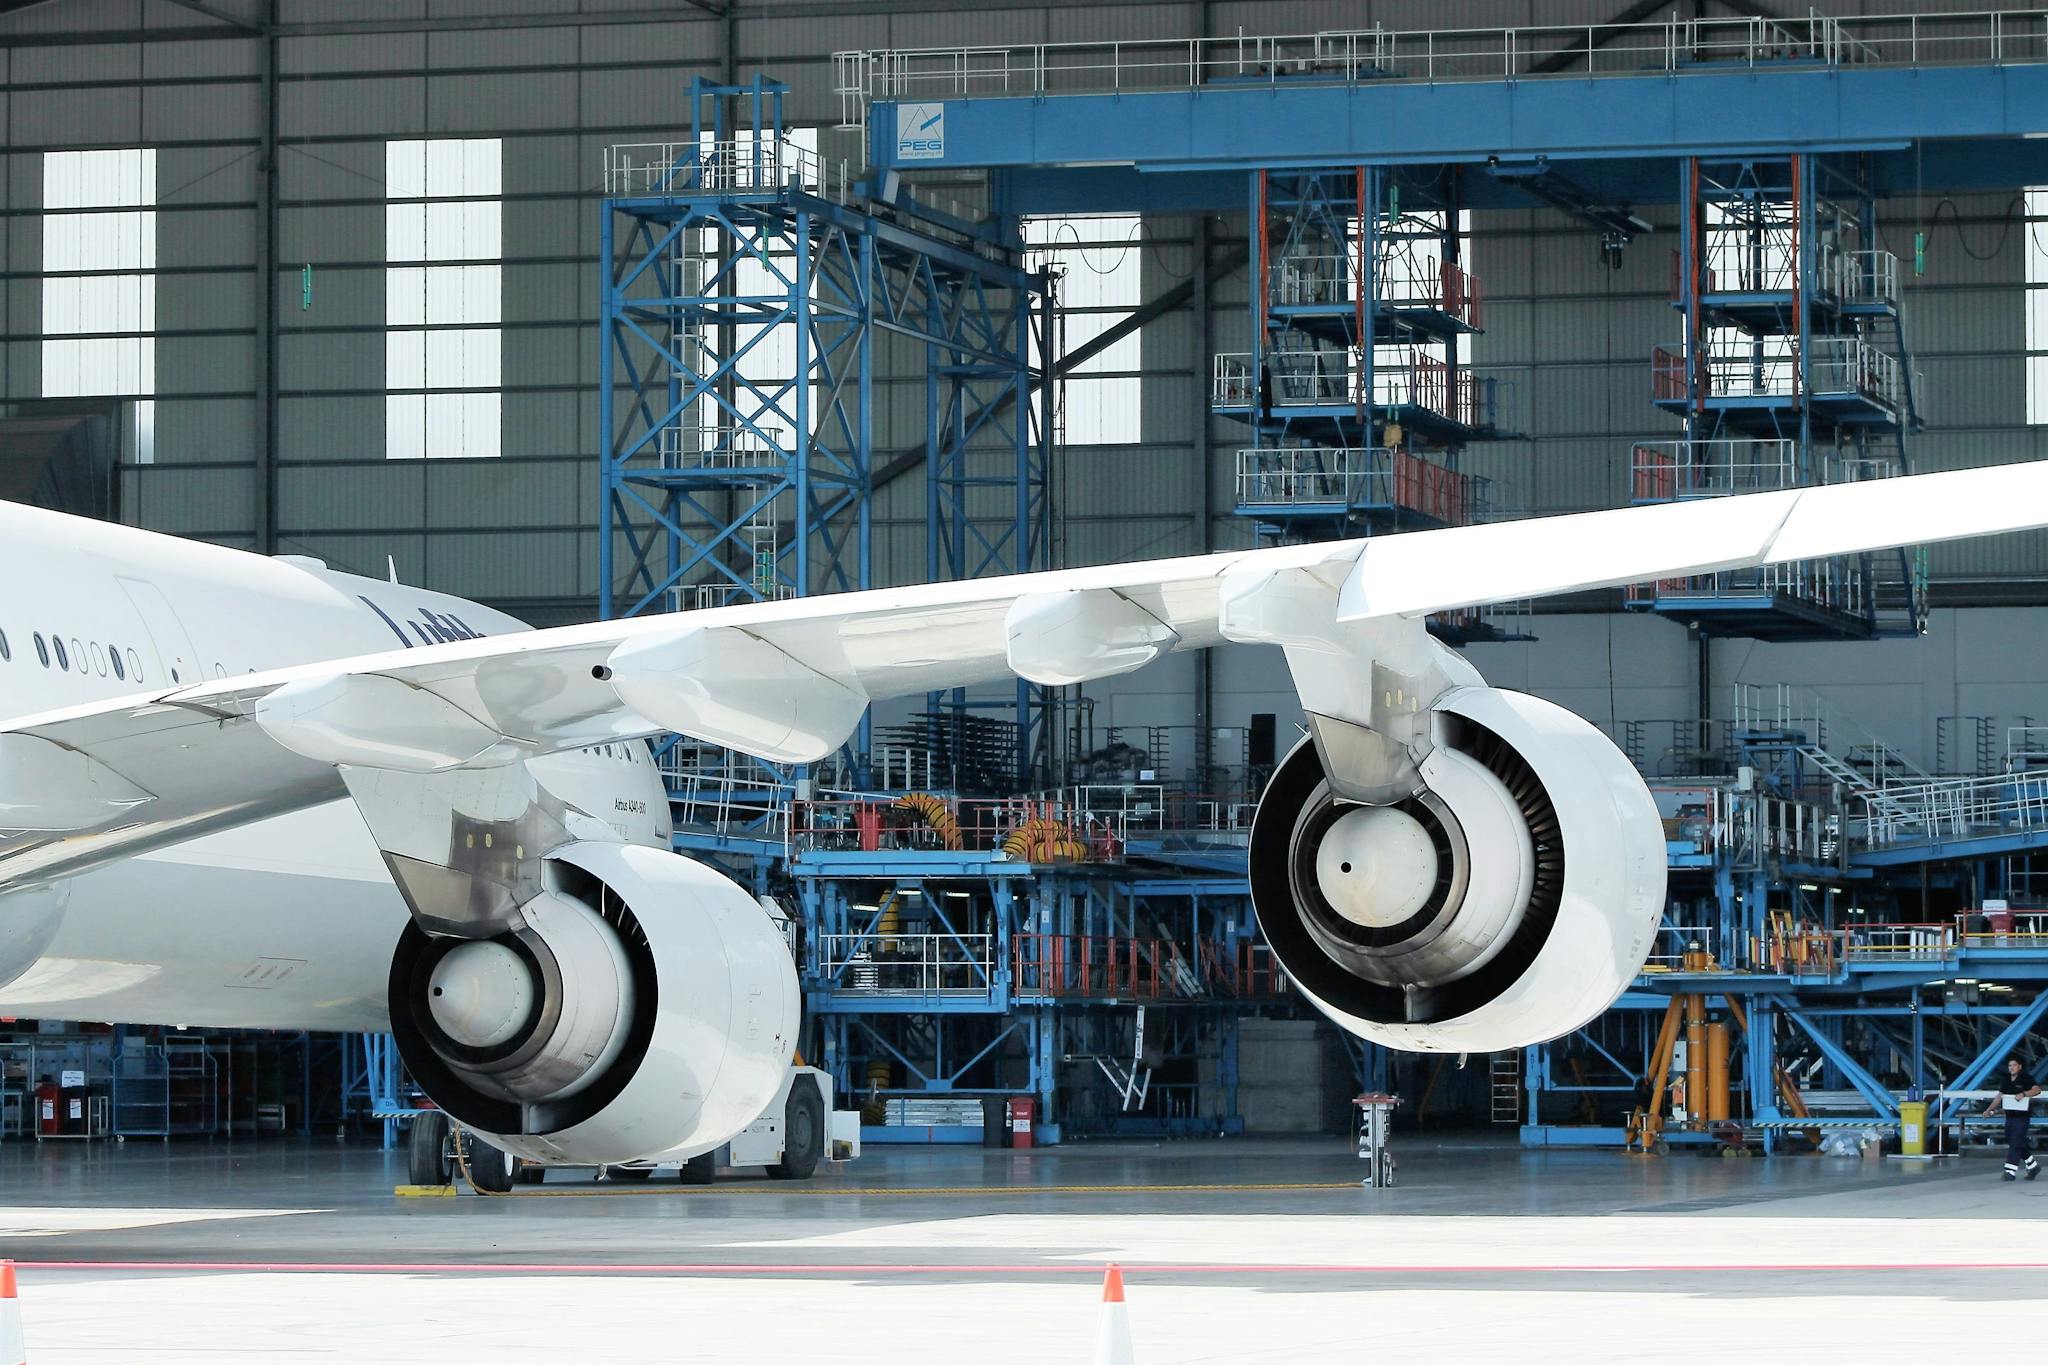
1092,1263,1134,1365
0,1260,25,1365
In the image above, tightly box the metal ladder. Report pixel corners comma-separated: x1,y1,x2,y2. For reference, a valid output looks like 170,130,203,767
1489,1051,1521,1124
1796,744,1916,822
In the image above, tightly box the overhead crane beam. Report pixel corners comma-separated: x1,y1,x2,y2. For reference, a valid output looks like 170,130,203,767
860,66,2048,203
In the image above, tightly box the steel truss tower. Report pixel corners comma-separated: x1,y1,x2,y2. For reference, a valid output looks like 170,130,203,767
1633,154,1927,641
597,78,1051,788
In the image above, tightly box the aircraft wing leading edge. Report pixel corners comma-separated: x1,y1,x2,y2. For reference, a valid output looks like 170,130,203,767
2,460,2045,891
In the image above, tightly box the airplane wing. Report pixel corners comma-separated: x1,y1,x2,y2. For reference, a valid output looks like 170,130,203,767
4,459,2047,889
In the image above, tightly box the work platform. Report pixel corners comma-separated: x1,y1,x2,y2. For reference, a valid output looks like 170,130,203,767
837,13,2048,210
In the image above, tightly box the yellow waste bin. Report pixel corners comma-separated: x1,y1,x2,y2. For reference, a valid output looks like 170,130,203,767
1899,1100,1928,1156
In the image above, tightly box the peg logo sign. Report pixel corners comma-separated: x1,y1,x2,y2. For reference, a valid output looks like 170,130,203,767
896,103,945,161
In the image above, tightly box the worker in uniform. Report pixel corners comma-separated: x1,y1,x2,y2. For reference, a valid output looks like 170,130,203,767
1982,1056,2042,1181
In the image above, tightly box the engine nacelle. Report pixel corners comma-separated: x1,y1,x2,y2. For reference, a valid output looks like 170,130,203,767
389,841,797,1165
1251,686,1665,1054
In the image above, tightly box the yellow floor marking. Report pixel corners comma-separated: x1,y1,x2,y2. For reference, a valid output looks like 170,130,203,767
439,1180,1360,1200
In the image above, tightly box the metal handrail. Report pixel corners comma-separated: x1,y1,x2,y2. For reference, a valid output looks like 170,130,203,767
667,770,790,838
1860,769,2048,845
1652,336,1907,411
1632,558,1867,618
602,137,850,201
1237,446,1385,507
834,10,2047,115
1641,925,1715,971
1828,246,1901,306
656,423,787,468
1808,336,1905,408
1839,923,1955,961
1630,438,1798,500
816,932,994,997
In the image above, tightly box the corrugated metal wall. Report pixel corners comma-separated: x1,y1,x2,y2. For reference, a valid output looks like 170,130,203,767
4,0,2045,618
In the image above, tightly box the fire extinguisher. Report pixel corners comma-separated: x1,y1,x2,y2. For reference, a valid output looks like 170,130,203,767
34,1077,60,1137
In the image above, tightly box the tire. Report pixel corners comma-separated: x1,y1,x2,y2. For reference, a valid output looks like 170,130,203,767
607,1164,654,1182
464,1131,519,1193
769,1079,825,1181
407,1111,453,1186
679,1152,718,1185
515,1162,547,1186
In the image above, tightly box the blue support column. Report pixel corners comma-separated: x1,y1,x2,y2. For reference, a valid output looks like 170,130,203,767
1937,991,2048,1122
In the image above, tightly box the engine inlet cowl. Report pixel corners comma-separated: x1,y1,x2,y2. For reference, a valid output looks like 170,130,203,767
390,841,798,1165
1251,686,1666,1054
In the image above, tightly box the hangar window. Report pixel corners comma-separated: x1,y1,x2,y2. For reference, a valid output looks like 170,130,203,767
41,148,156,464
386,138,502,460
1025,215,1142,446
2029,188,2048,424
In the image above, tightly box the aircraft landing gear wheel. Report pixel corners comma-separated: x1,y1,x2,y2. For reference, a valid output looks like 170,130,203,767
679,1152,717,1185
769,1079,825,1181
463,1131,519,1193
515,1162,546,1185
407,1111,453,1186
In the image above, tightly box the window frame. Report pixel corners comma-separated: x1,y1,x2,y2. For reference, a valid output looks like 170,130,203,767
42,148,157,463
385,137,505,460
1024,214,1144,447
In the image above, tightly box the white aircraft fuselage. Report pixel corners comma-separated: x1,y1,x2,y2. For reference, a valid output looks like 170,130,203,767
0,501,671,1033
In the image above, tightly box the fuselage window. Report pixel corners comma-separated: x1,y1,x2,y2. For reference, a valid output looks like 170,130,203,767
70,638,84,674
34,634,48,668
0,628,9,662
126,648,143,683
52,636,68,671
91,643,106,676
110,647,125,681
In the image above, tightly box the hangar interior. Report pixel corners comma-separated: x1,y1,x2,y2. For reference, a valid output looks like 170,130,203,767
6,0,2048,1163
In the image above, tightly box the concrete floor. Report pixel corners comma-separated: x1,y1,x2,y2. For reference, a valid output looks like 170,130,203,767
4,1135,2047,1362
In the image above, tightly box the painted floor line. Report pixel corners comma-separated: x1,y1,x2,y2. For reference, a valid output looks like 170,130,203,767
17,1260,2048,1277
459,1180,1363,1198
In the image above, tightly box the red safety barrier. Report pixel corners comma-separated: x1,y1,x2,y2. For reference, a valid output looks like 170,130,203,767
1633,446,1676,501
1651,346,1688,401
1393,450,1470,525
1198,940,1291,999
1441,260,1482,330
1408,356,1481,428
1013,935,1189,999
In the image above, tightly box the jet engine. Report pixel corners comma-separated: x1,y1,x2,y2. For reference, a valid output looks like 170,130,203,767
387,841,797,1166
1251,686,1666,1054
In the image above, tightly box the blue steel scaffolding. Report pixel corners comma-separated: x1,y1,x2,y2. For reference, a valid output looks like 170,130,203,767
1218,165,1528,644
594,81,1287,1143
787,797,1278,1143
828,10,2048,1146
598,78,1051,797
1627,154,1927,641
1519,685,2048,1150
